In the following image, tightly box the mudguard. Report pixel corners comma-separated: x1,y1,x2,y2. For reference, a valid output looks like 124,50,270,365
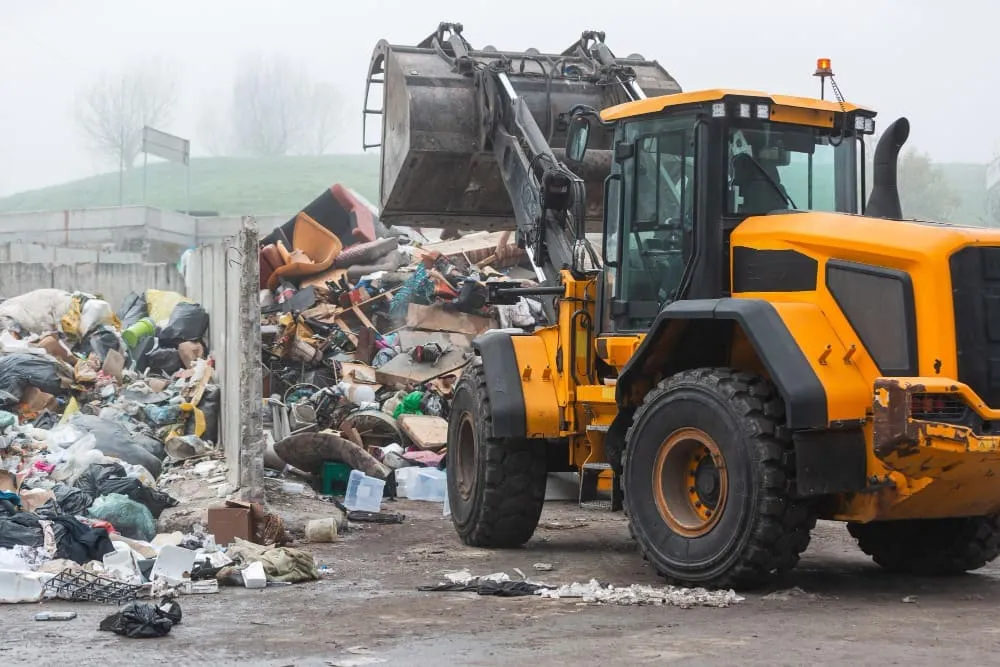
616,298,828,430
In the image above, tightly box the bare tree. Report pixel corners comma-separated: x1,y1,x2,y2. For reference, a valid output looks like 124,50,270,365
75,60,178,168
228,54,310,156
221,53,342,157
302,82,343,155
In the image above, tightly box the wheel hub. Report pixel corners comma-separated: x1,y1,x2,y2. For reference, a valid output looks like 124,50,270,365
454,413,477,500
652,427,728,537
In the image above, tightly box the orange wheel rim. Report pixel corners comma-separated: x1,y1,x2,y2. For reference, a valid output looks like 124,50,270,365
652,427,728,537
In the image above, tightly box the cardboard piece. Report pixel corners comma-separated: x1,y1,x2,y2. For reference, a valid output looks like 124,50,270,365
20,386,57,414
405,303,492,336
177,341,205,369
207,506,252,546
374,345,471,387
398,415,449,451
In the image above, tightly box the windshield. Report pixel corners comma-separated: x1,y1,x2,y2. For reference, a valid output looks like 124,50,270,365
726,121,860,217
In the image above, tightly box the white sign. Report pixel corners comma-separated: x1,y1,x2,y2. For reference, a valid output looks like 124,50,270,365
142,126,190,165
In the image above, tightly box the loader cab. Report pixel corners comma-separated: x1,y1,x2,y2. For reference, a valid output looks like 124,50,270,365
573,90,876,334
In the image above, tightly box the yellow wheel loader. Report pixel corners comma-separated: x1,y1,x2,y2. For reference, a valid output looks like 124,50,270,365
365,23,1000,588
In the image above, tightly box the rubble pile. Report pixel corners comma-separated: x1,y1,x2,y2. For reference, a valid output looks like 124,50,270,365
258,207,550,510
0,287,316,606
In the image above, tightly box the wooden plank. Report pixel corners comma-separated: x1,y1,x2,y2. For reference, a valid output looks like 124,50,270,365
397,415,449,451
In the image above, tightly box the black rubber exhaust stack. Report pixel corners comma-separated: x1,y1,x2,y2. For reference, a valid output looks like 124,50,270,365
865,117,910,220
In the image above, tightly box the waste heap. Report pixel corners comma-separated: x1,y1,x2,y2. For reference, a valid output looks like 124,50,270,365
258,187,554,511
0,287,293,604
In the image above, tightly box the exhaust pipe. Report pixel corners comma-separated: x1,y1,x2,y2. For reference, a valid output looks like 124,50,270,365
865,117,910,220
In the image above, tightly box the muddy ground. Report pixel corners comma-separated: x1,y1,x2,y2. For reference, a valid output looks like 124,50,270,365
6,490,1000,666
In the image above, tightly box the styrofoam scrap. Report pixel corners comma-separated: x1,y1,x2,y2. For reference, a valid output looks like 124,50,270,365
444,569,474,585
242,561,266,589
762,586,820,601
535,579,744,608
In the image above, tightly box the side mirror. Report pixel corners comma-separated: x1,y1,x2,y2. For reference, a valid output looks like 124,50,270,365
566,115,591,164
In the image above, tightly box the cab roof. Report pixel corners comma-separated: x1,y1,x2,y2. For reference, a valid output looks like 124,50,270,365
600,88,874,122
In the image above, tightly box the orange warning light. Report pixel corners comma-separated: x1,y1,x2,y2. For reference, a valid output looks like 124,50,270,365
814,58,833,76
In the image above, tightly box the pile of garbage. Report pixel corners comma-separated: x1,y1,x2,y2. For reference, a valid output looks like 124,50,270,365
0,286,263,603
258,202,549,511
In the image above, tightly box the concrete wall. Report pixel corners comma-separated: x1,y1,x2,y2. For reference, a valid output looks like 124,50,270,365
0,242,143,264
0,262,183,309
184,218,263,498
0,207,291,264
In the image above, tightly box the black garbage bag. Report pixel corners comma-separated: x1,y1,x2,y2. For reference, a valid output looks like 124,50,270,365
74,462,126,497
0,514,44,549
48,514,115,564
145,347,182,376
199,384,221,443
117,292,149,329
158,302,209,346
78,326,123,362
51,482,94,515
68,414,163,478
131,335,157,373
0,354,64,402
76,462,177,518
99,600,178,638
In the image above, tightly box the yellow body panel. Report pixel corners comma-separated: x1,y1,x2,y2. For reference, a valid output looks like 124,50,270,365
731,212,1000,382
600,88,869,122
764,301,872,422
510,333,562,438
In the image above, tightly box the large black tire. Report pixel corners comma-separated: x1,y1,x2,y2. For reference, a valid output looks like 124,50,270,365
623,368,816,589
445,362,548,547
848,516,1000,575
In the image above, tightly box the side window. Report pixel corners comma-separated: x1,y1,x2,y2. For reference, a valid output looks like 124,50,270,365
616,122,695,331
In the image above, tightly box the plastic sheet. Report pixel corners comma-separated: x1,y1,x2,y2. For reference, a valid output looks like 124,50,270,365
68,415,164,479
87,493,156,541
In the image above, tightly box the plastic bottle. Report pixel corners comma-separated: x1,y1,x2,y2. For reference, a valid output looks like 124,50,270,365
338,381,376,406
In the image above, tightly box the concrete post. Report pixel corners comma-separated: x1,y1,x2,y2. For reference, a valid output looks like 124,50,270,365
237,216,265,503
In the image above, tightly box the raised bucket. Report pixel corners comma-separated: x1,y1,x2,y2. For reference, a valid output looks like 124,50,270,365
364,23,682,233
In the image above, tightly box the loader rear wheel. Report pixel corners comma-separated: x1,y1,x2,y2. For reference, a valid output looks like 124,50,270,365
445,363,547,548
847,516,1000,575
623,368,816,589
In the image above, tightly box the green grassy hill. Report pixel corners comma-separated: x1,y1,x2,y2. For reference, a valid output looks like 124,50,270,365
0,154,989,226
0,154,381,216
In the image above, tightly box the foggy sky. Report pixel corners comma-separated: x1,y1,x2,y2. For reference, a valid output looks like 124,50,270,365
0,0,993,196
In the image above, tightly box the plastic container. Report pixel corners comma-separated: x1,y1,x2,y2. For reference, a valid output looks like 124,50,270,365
122,317,155,348
410,468,447,502
393,466,421,498
344,469,385,512
305,518,339,543
338,381,377,406
321,462,352,495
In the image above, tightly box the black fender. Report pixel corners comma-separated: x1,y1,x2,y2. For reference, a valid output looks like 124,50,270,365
616,298,828,430
470,330,527,439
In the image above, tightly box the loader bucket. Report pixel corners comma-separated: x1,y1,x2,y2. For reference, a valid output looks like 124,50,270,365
363,24,682,233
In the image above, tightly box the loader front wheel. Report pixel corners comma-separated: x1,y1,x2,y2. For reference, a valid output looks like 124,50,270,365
847,516,1000,575
445,363,547,548
623,368,816,589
